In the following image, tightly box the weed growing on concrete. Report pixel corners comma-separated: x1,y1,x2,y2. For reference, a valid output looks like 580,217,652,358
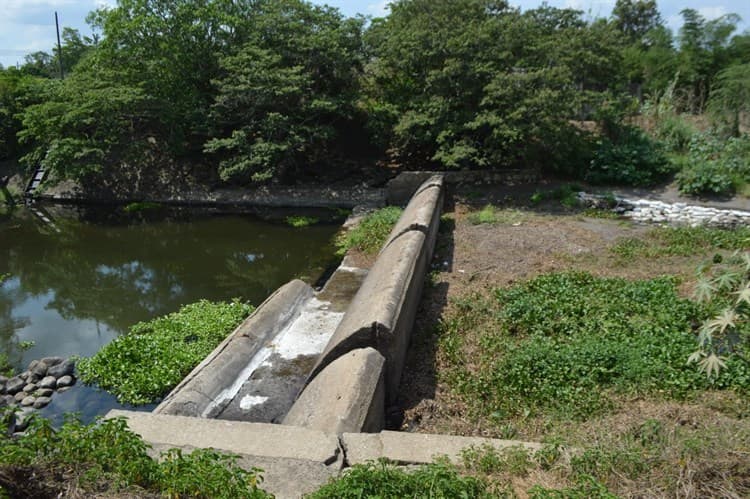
0,412,270,498
78,299,254,405
335,206,402,255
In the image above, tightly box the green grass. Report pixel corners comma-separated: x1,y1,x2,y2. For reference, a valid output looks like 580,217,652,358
468,205,526,225
611,226,750,259
335,206,402,255
285,215,319,228
0,414,270,498
439,272,750,421
309,459,494,499
78,300,254,405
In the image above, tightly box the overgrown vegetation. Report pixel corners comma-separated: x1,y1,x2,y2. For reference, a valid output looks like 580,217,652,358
468,205,527,225
309,459,493,498
439,272,749,421
335,206,402,255
0,413,270,498
78,299,253,405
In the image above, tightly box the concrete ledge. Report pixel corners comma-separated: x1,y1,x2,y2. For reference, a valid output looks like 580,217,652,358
155,279,313,417
342,431,543,465
305,230,425,400
383,175,443,253
283,347,385,434
106,410,341,465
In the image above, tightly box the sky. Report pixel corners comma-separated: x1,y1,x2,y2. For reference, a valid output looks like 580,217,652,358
1,0,748,69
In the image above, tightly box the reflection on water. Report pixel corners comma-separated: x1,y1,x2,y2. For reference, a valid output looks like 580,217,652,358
0,203,340,421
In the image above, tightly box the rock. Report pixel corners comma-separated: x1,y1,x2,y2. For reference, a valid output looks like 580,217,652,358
36,388,53,398
0,375,8,385
5,377,25,394
0,396,8,408
27,359,39,372
39,376,57,389
28,372,42,384
47,360,74,378
31,363,47,378
19,371,30,381
33,397,51,409
56,375,75,388
20,396,35,407
56,386,71,393
3,394,15,406
22,383,37,394
40,356,63,368
14,409,34,432
14,392,26,403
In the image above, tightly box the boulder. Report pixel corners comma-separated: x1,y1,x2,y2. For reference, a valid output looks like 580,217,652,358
22,383,37,394
40,357,63,368
31,363,48,378
5,377,25,394
39,376,57,389
57,386,71,393
47,360,75,378
14,392,26,403
33,397,51,409
56,375,75,388
19,371,30,381
36,388,54,398
20,396,35,407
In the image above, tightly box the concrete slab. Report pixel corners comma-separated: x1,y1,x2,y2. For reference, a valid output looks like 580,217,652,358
383,176,443,251
155,279,313,418
342,431,543,465
283,347,385,434
106,410,342,465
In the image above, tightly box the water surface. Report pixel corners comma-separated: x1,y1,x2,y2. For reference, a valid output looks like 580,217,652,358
0,203,340,421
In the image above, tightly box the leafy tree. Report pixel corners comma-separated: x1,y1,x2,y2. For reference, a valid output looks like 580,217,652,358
612,0,662,42
205,0,365,183
0,69,43,160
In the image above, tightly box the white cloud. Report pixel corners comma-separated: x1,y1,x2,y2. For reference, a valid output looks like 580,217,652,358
697,5,729,20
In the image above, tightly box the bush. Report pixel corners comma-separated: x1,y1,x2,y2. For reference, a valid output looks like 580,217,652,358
585,126,673,186
675,132,750,197
440,272,748,420
309,459,492,498
654,114,695,153
0,414,270,498
335,206,402,255
78,300,253,405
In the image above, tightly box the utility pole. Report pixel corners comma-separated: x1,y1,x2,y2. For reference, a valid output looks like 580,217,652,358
55,11,64,79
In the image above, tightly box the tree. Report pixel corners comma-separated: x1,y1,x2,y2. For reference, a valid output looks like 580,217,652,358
204,0,365,183
708,63,750,136
612,0,661,42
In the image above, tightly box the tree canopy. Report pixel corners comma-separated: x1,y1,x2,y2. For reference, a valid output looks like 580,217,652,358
0,0,748,183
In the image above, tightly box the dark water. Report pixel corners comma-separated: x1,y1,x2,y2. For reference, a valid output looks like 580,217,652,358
0,203,340,422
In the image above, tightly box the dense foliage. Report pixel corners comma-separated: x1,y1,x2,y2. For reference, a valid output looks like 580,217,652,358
440,272,750,420
0,0,748,188
78,299,253,405
0,414,270,498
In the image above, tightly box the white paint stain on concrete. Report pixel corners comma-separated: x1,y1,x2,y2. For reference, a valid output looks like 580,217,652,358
207,296,344,416
239,395,269,410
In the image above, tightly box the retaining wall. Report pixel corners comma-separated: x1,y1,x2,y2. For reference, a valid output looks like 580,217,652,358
284,175,445,434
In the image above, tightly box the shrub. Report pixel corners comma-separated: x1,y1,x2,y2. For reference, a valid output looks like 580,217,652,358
335,206,402,255
585,126,672,186
309,459,493,499
286,215,319,228
78,300,253,405
611,226,750,259
0,414,270,498
654,114,695,153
